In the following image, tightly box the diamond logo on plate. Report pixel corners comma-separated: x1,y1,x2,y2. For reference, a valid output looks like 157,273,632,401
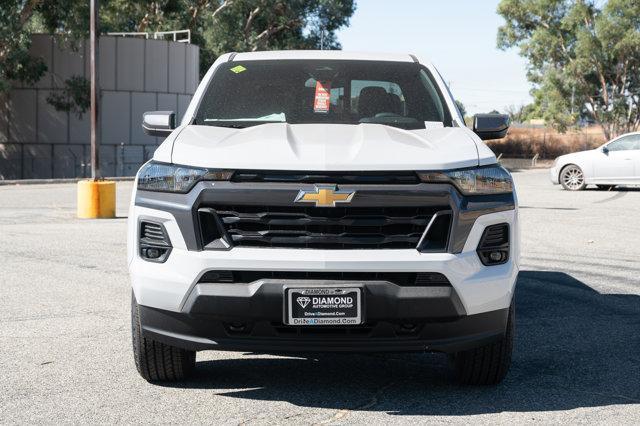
296,296,311,309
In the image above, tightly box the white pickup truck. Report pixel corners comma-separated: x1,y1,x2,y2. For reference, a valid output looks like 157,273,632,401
128,50,518,385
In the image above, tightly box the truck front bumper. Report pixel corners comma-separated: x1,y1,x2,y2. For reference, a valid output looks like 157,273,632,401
130,208,518,354
138,288,509,354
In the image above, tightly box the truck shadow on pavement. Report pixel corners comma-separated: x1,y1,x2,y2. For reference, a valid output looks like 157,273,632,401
168,271,640,415
585,187,640,191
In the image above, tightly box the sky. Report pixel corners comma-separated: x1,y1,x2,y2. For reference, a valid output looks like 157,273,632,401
335,0,533,115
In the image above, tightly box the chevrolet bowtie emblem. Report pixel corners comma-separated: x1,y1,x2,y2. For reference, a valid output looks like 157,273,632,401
295,185,355,207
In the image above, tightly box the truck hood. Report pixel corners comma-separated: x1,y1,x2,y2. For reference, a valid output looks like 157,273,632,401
169,123,480,171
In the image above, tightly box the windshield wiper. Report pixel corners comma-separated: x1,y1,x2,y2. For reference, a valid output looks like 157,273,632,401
202,120,287,129
206,122,249,129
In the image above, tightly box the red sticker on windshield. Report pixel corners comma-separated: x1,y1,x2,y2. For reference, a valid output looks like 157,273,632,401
314,80,331,113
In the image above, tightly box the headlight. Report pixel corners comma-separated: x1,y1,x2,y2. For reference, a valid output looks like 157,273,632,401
137,161,233,193
418,165,513,195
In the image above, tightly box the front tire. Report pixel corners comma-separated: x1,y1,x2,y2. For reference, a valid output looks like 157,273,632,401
560,164,586,191
451,303,514,385
131,293,196,382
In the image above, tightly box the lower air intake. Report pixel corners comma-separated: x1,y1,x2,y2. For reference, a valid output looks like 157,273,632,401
139,221,172,262
476,223,509,266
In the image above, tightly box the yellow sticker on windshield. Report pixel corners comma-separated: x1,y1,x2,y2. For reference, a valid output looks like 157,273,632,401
230,65,247,74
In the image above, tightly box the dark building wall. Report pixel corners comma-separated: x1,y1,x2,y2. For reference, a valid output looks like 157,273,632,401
0,35,200,180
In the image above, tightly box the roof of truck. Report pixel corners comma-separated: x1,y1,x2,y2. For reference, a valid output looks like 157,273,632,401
230,50,417,63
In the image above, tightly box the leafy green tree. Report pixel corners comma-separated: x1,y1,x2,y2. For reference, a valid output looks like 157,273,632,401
505,103,539,123
454,99,467,118
505,104,524,122
0,1,47,92
1,0,91,93
497,0,640,139
46,76,91,117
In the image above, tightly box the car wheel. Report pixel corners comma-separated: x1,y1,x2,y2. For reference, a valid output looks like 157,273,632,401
596,185,616,191
131,292,196,382
451,303,514,385
560,165,586,191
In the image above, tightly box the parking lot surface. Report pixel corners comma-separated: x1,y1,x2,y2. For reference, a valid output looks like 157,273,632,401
1,169,639,424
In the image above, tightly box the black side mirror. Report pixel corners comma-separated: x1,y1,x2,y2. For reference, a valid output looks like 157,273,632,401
602,146,609,154
473,114,510,140
142,111,176,137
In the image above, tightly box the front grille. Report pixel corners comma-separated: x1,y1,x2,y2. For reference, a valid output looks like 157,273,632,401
210,205,446,249
231,170,420,184
198,270,452,287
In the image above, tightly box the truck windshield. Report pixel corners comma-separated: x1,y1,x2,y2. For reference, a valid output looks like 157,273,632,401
194,60,452,130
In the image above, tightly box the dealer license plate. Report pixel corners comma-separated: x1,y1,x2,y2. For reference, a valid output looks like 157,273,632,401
285,287,362,326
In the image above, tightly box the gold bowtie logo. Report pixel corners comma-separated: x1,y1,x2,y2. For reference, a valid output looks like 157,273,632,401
295,185,355,207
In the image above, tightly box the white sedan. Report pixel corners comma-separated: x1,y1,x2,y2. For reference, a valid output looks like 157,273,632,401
550,132,640,190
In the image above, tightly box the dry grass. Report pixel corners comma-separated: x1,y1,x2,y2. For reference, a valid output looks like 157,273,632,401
486,126,606,159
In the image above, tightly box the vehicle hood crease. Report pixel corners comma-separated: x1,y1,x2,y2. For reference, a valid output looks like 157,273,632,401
169,123,479,171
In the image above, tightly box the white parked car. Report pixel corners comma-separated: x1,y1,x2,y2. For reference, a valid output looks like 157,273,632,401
129,50,519,385
550,132,640,190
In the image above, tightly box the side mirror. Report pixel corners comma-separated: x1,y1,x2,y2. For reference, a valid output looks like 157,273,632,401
602,146,609,155
142,111,176,137
473,114,510,140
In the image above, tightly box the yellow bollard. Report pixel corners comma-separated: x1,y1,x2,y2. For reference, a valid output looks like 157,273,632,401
77,180,116,218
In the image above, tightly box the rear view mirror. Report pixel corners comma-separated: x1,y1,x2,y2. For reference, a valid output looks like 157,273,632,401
473,114,510,140
602,146,609,154
142,111,176,137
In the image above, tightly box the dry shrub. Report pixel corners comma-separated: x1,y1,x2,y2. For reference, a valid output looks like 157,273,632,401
485,126,606,159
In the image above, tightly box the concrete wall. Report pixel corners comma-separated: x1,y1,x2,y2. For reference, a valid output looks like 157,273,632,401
0,34,199,179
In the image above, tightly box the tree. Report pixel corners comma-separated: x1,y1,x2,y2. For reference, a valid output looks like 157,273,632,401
505,104,523,123
93,0,355,77
198,1,355,74
0,1,47,92
1,0,356,91
1,0,92,94
497,0,640,139
454,99,467,118
505,103,537,123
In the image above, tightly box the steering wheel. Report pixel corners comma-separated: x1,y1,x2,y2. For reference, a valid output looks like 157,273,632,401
374,112,402,118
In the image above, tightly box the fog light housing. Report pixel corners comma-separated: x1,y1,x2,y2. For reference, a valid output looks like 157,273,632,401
489,251,505,262
139,221,172,263
477,223,509,266
144,247,162,259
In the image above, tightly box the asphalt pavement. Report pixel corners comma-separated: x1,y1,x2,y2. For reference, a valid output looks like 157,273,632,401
1,169,639,424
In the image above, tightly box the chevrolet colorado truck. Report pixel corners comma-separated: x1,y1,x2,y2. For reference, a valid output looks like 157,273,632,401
129,51,518,385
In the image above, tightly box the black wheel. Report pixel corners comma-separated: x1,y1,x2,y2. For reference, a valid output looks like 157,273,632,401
596,185,616,191
451,303,514,385
560,164,586,191
131,293,196,382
